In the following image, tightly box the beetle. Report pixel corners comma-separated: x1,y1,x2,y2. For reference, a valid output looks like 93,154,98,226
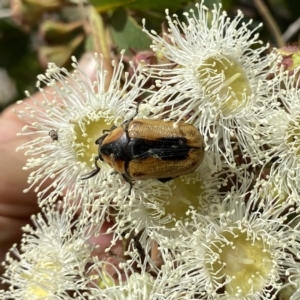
49,129,59,142
81,119,204,183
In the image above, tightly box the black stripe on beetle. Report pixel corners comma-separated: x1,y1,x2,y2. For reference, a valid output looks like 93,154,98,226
81,119,205,183
128,137,190,160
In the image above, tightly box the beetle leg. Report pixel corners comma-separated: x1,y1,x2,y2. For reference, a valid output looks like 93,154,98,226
132,235,145,261
125,100,143,126
134,101,141,117
120,174,133,195
122,231,145,261
128,181,133,196
81,156,101,180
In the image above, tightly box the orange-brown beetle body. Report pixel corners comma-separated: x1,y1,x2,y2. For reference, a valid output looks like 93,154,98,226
82,119,204,182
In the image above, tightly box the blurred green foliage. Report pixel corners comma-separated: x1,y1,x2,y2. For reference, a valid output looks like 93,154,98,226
0,0,300,110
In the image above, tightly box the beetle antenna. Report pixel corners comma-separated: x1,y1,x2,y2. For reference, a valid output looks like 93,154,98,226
95,134,108,145
81,156,100,180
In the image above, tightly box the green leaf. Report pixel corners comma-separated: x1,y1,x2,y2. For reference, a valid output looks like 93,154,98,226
90,0,187,13
89,0,136,12
126,0,187,11
109,8,151,54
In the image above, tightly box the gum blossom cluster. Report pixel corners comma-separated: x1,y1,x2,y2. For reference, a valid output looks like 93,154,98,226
2,2,300,300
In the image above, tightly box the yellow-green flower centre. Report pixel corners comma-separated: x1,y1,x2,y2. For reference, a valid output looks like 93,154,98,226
73,116,113,168
22,260,62,298
147,174,206,228
206,227,273,297
285,116,300,156
27,285,49,298
197,55,252,115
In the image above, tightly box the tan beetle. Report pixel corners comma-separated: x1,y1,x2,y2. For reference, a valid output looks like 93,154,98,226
81,118,205,184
